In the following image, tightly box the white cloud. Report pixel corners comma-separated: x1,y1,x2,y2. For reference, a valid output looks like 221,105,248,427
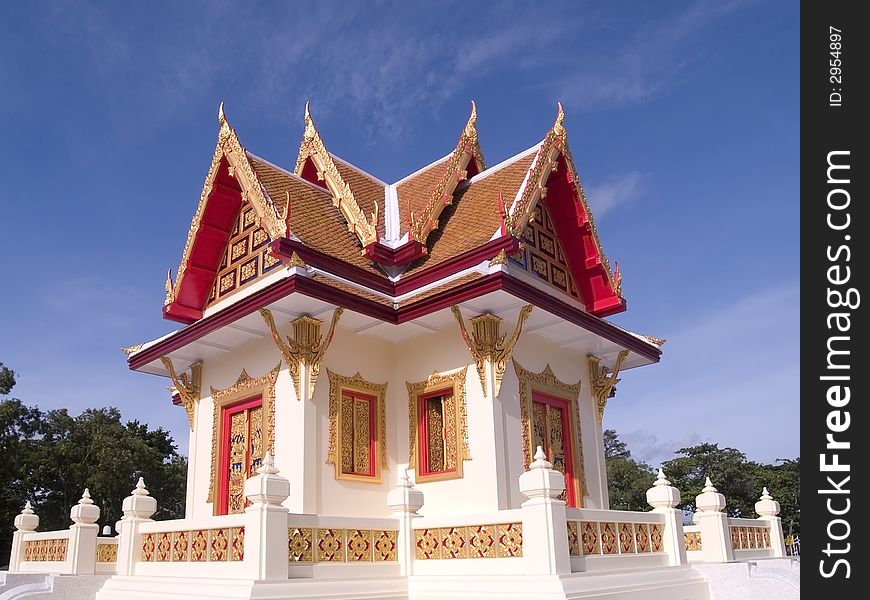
585,171,646,219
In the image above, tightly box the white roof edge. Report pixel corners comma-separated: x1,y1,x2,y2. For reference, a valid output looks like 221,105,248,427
329,153,389,187
383,184,401,242
392,154,452,186
466,143,540,186
246,150,333,195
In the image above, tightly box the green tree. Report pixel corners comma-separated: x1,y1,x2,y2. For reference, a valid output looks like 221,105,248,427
604,429,655,511
0,363,15,395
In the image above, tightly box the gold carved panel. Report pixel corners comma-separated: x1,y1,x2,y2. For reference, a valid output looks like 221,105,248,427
326,370,388,482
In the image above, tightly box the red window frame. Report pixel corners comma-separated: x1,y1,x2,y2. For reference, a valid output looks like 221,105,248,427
531,391,578,507
217,395,262,515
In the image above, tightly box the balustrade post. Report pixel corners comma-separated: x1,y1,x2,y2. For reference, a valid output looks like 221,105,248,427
243,452,290,580
518,446,570,575
692,477,734,563
115,478,157,576
646,469,687,566
386,469,424,576
9,501,39,572
68,488,101,574
755,487,787,558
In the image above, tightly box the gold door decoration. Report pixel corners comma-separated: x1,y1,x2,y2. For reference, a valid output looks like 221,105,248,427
450,304,533,397
161,358,203,429
326,370,388,482
406,367,470,483
260,306,343,401
512,359,586,505
207,364,280,508
587,350,629,424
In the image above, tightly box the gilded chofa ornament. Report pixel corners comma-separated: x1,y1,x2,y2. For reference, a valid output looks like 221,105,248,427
160,357,203,429
260,306,343,401
294,102,378,247
587,350,629,424
450,304,533,397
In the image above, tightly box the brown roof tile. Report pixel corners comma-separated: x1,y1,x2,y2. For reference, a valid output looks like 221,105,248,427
395,157,450,237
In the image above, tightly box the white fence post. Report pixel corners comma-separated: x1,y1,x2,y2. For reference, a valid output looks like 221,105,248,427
646,469,687,566
693,477,734,563
115,478,157,576
9,501,39,572
243,452,290,580
518,446,570,575
68,488,101,574
755,487,787,558
386,469,424,576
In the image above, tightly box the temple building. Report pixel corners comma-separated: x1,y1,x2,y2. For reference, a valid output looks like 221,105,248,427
2,102,796,600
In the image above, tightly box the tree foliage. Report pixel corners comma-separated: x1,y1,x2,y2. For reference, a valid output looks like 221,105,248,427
0,363,15,395
0,364,187,566
603,429,654,512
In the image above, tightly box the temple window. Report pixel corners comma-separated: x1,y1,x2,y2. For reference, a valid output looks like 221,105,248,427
326,370,387,482
407,368,470,483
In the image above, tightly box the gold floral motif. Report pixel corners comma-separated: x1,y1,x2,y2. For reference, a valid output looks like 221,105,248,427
231,527,245,561
374,530,398,561
167,103,284,307
513,360,586,505
315,528,344,562
650,523,664,552
497,523,523,557
684,531,702,552
172,531,189,562
588,351,629,424
600,522,618,555
208,364,279,506
581,521,600,555
468,525,497,558
506,103,621,302
441,527,468,559
141,533,155,562
96,542,117,563
451,305,533,398
326,370,388,482
161,358,202,430
23,538,68,562
260,307,343,401
346,529,373,561
634,522,650,553
566,521,581,556
415,529,440,560
191,530,208,561
406,367,470,482
156,532,172,562
410,101,486,244
294,103,378,247
209,528,228,561
618,523,635,554
288,527,314,562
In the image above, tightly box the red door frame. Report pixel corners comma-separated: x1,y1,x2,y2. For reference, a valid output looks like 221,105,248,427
217,395,263,515
531,391,577,507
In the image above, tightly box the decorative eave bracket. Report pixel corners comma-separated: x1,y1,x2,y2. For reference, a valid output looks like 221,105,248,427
260,306,344,401
587,350,629,424
294,102,378,248
451,304,533,397
161,357,203,429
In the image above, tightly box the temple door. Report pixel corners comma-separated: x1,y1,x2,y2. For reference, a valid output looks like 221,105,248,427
531,392,577,506
218,397,264,515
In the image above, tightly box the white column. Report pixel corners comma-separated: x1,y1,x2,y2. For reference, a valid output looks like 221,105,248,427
9,501,39,572
243,452,290,580
646,469,687,566
68,489,101,574
755,487,787,558
386,469,424,576
693,477,734,563
115,478,157,576
518,446,570,575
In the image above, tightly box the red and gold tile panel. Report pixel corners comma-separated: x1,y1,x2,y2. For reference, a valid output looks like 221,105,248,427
684,531,703,552
207,203,282,308
508,204,582,302
570,521,667,556
139,527,245,563
288,528,398,563
22,538,68,562
96,542,118,563
729,525,772,550
414,523,523,559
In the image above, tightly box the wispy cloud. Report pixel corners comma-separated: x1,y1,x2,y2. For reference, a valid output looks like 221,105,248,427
585,171,646,219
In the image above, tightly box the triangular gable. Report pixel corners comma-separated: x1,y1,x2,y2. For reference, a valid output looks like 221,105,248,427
164,104,285,323
506,104,625,317
294,103,379,248
408,101,486,244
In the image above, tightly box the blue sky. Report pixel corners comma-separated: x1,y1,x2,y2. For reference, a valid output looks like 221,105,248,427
0,1,799,468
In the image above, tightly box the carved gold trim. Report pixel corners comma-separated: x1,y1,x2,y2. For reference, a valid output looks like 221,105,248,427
506,103,622,302
406,367,470,483
121,344,143,356
167,103,285,307
451,305,533,397
410,101,487,244
207,363,280,506
512,359,586,504
293,103,378,247
587,350,629,424
260,307,343,401
326,370,388,482
161,358,203,430
287,251,307,269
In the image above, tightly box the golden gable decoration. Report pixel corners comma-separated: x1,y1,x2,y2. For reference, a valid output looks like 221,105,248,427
293,102,378,248
587,350,629,424
161,357,203,429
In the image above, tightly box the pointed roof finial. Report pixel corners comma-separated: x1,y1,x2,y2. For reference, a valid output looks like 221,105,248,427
80,488,94,505
702,476,717,493
303,100,316,139
132,477,150,496
760,486,773,500
218,101,226,125
654,467,671,486
465,100,478,137
164,268,174,305
256,451,280,475
22,500,34,514
553,101,565,136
